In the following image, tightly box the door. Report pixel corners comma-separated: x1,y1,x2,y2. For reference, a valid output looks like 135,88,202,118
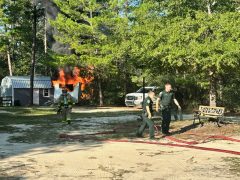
33,89,39,105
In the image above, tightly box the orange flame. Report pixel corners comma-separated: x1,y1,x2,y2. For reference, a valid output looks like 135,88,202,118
52,66,94,92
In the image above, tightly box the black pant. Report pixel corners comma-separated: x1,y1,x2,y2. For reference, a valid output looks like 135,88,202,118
162,108,171,134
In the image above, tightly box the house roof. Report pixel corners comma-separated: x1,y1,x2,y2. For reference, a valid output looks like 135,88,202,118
6,76,52,89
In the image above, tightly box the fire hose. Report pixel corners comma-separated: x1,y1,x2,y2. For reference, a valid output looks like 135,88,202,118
59,131,240,156
164,135,240,145
164,136,198,145
103,139,240,156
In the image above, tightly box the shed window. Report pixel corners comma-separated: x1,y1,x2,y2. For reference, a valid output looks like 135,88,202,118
43,89,50,97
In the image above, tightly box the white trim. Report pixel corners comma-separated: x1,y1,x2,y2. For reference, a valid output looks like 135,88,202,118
33,89,40,105
43,88,50,97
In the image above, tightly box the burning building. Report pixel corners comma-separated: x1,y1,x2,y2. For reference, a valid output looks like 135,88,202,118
52,66,94,103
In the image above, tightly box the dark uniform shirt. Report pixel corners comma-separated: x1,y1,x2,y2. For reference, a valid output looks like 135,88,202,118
143,96,154,115
159,90,175,109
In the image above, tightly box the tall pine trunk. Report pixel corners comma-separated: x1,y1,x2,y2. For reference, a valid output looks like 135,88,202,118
207,1,217,107
6,48,12,76
30,5,37,106
98,75,103,106
123,73,128,96
4,24,13,76
209,74,217,107
44,6,47,54
123,59,128,96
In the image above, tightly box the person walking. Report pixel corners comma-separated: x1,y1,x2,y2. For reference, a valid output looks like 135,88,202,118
57,88,75,124
156,83,181,135
137,90,156,139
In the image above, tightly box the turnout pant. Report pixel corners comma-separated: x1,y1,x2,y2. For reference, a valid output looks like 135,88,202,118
162,108,171,134
137,114,155,139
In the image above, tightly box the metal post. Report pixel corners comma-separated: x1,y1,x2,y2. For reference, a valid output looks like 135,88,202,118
142,76,145,108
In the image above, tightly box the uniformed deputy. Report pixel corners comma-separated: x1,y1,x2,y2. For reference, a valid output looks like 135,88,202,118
156,83,181,135
136,90,155,139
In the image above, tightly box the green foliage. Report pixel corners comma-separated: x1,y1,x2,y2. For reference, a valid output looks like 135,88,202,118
1,0,240,108
128,0,240,108
0,0,51,76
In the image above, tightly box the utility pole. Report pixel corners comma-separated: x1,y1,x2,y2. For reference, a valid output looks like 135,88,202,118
142,76,145,104
30,3,37,106
141,64,145,109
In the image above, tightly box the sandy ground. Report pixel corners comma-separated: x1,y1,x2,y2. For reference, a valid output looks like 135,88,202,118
0,137,239,180
0,108,240,180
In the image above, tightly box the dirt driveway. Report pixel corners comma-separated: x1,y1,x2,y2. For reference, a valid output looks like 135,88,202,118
0,107,239,180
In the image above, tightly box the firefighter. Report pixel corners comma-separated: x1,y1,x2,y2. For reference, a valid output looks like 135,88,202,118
57,88,75,124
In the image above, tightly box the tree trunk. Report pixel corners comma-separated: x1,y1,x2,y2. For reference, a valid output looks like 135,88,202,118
98,75,103,106
123,59,128,95
207,1,216,107
30,5,37,106
7,48,13,76
219,79,223,102
207,0,212,15
44,9,47,54
4,24,13,76
209,75,217,107
207,0,217,15
123,73,128,95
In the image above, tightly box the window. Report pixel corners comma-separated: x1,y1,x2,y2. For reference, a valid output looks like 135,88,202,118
43,89,50,97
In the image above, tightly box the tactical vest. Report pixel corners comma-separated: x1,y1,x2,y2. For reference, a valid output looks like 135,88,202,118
159,90,175,108
143,96,154,114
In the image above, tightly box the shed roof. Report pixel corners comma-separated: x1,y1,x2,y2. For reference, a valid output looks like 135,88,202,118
5,76,52,89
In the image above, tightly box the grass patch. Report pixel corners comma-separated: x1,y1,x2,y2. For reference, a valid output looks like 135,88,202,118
0,107,141,126
8,124,61,144
0,106,55,115
7,121,138,144
0,107,58,126
0,125,21,133
0,113,58,126
1,107,141,143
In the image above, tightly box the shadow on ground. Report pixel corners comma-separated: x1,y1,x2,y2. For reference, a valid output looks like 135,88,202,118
0,107,141,160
